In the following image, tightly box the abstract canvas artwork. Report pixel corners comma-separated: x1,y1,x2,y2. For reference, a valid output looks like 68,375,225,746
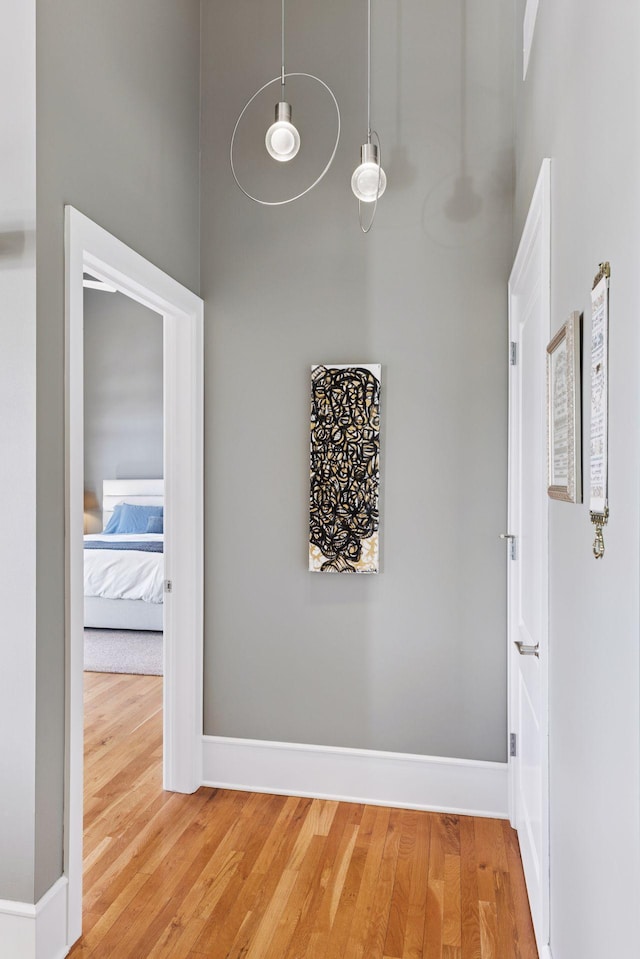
309,364,381,573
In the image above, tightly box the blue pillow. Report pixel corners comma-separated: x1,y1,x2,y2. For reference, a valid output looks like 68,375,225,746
146,514,164,534
103,503,163,535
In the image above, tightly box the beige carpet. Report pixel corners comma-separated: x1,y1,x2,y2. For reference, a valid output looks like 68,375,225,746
84,628,163,675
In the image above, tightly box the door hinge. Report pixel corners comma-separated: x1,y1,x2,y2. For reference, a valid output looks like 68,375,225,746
510,341,517,366
164,579,173,593
510,733,517,758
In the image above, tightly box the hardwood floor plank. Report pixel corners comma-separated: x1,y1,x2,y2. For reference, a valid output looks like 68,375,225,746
494,871,518,959
70,674,538,959
322,804,379,958
239,801,341,959
459,816,481,959
474,817,508,901
304,812,363,959
120,831,246,956
326,812,363,928
85,791,209,913
428,814,446,882
262,835,328,959
146,915,208,959
207,908,255,959
479,901,498,959
357,809,403,959
77,872,152,955
443,853,462,948
237,859,300,959
191,792,296,957
87,856,197,958
283,802,360,959
425,877,444,959
384,808,419,958
186,846,245,920
440,815,461,857
402,809,431,959
344,805,392,959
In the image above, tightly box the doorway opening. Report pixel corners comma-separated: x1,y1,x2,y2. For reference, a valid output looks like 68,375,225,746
83,285,165,653
82,287,165,914
65,207,204,947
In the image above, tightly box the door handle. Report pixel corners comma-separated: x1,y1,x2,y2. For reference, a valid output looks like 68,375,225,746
500,532,516,560
514,641,539,658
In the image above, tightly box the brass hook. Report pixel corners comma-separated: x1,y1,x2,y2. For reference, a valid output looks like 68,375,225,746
593,524,605,559
590,508,608,560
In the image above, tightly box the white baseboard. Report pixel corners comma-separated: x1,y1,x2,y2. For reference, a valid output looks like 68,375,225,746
0,876,69,959
202,736,508,819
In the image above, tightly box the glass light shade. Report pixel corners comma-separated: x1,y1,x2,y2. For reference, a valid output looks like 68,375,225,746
351,142,386,202
265,101,300,162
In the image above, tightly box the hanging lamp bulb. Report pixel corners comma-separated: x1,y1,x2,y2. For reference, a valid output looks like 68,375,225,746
265,101,301,161
264,0,301,162
351,141,386,202
352,0,386,230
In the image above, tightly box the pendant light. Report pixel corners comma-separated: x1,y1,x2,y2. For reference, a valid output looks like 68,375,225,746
265,0,300,162
351,0,386,231
230,1,341,206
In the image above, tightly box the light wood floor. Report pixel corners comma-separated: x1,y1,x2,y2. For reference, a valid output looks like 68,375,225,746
70,672,538,959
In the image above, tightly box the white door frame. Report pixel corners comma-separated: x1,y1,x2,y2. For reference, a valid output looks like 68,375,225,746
64,207,204,945
507,159,551,956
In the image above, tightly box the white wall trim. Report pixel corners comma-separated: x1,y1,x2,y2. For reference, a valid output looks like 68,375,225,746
65,207,203,947
202,736,509,819
0,877,69,959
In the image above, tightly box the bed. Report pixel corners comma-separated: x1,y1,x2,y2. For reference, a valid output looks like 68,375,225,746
84,479,164,631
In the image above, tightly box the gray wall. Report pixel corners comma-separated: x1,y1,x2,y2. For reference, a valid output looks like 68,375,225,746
33,0,200,902
83,290,163,532
0,0,37,907
515,2,640,956
200,0,514,760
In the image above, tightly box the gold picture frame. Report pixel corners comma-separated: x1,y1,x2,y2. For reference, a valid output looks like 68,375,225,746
546,311,582,502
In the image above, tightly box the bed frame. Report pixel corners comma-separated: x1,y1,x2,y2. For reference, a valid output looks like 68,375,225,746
84,478,164,631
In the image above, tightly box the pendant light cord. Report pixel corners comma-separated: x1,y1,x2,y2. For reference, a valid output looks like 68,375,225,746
358,0,383,233
281,0,286,98
367,0,371,141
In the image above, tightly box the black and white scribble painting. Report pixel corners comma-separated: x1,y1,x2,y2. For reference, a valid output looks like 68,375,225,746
309,364,381,573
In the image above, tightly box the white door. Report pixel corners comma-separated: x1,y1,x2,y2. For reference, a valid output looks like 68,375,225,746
507,160,550,953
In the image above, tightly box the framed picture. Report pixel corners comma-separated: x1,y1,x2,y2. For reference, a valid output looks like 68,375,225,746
589,263,610,557
546,311,582,502
309,364,381,573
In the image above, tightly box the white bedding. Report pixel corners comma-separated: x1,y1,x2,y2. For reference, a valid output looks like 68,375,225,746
84,533,164,604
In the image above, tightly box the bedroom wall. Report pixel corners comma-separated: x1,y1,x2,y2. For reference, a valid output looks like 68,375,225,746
514,1,640,956
83,290,164,532
200,0,515,760
31,0,200,903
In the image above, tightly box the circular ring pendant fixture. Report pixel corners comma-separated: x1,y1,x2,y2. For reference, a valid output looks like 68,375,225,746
230,72,341,207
